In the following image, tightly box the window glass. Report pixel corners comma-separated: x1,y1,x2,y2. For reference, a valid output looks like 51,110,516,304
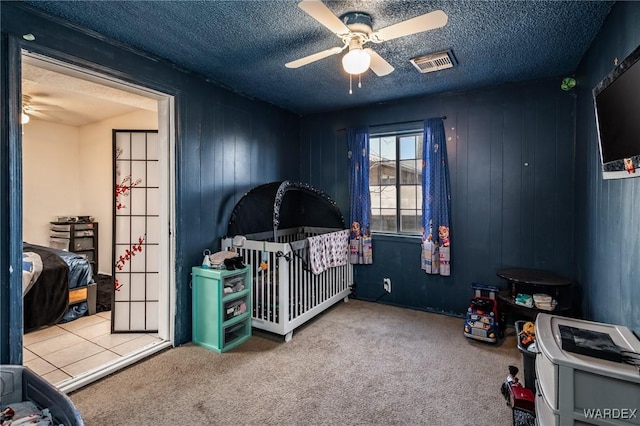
400,212,420,233
369,132,423,234
379,186,397,209
400,185,418,209
379,208,397,233
379,161,396,185
399,159,420,184
399,136,416,160
369,157,381,185
379,137,396,160
370,137,381,158
370,185,381,209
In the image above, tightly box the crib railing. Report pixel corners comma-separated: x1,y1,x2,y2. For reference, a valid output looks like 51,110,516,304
221,227,353,339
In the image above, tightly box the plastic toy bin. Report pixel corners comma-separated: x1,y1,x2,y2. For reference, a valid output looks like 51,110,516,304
0,365,84,425
514,321,536,392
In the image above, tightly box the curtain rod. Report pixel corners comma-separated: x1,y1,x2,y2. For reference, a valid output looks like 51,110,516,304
336,116,446,132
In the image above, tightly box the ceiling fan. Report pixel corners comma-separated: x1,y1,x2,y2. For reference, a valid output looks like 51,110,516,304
22,94,64,124
285,0,448,77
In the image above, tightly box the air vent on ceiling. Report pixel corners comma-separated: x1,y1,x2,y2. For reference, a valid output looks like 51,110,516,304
410,49,457,74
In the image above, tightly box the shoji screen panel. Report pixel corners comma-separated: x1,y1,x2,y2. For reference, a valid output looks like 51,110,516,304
113,130,159,332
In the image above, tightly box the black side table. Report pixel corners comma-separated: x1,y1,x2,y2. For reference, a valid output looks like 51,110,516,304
496,268,574,321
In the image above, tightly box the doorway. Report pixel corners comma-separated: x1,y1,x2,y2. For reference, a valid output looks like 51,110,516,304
20,51,175,393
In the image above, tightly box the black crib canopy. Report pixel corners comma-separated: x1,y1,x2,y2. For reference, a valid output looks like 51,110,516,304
226,181,345,237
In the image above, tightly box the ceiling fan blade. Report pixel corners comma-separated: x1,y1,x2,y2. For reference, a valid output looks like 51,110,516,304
366,49,394,76
371,10,448,42
286,46,344,69
298,0,350,35
28,104,64,112
26,110,63,122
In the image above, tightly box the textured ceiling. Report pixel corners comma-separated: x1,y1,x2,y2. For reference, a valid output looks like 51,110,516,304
23,0,614,115
22,56,157,127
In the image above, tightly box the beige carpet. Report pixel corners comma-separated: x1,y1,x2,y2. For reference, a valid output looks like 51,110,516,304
70,299,523,425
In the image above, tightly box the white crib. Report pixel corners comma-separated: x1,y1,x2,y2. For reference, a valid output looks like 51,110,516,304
221,226,353,342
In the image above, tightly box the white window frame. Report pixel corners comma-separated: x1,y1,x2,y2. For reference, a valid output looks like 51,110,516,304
369,128,423,235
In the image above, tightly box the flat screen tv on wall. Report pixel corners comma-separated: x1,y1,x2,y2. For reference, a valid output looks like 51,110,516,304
593,44,640,180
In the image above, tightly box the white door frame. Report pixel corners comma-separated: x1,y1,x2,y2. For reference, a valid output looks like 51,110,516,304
20,51,176,393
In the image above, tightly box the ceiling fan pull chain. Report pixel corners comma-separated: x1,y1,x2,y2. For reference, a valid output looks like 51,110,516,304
349,74,353,95
358,74,362,89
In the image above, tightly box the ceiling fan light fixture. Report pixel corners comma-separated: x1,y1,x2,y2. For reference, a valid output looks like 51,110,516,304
21,112,30,124
342,48,370,75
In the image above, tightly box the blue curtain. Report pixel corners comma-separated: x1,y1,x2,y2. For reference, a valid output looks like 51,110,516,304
347,127,373,264
421,118,451,276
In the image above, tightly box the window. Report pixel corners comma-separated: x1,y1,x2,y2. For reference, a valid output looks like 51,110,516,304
369,131,423,234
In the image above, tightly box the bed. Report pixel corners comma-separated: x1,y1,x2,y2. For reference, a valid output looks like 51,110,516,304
22,242,96,333
221,181,353,342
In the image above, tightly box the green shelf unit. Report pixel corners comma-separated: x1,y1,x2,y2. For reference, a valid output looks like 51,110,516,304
192,265,252,353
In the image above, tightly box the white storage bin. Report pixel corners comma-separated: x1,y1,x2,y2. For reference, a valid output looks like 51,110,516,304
50,230,71,238
49,238,69,251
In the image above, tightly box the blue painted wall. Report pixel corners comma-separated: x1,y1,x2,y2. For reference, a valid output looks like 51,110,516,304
574,2,640,333
0,3,300,361
300,80,576,316
3,1,637,366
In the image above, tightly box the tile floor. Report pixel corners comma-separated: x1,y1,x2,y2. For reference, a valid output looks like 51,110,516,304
23,311,163,386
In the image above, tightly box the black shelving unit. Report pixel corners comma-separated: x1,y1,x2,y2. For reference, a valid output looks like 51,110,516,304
50,221,99,275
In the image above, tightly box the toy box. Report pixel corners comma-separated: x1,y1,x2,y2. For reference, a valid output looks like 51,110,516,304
463,283,503,343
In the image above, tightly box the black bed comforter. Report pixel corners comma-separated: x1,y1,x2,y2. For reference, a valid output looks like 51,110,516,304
23,245,69,333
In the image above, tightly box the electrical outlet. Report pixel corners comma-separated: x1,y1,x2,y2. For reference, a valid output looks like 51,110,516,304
383,278,391,293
